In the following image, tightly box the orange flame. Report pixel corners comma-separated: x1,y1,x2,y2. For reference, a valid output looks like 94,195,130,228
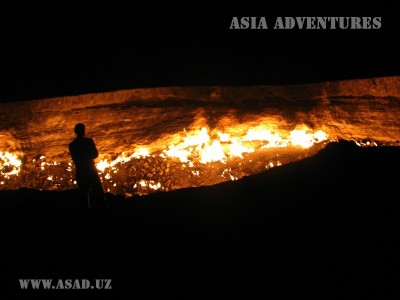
0,151,22,178
94,124,330,173
1,122,333,194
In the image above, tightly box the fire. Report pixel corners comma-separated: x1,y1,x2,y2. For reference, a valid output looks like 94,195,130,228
200,140,226,163
0,121,336,196
0,151,22,178
1,116,394,197
289,129,328,148
131,148,150,158
163,146,191,163
96,148,150,172
226,139,255,158
243,127,284,147
162,125,328,163
84,123,330,195
163,127,210,163
139,180,162,190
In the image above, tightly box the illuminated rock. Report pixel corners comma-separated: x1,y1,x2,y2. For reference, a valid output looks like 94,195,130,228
0,76,399,194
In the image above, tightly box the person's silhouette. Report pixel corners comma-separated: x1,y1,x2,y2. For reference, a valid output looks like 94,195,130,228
69,123,106,211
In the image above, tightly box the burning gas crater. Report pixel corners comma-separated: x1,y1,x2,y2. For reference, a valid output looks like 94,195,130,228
0,123,378,196
2,77,399,195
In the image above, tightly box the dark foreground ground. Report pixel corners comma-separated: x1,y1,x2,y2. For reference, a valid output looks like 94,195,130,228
1,141,399,299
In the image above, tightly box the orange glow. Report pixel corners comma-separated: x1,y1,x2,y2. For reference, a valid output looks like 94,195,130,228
0,117,392,196
160,125,328,164
289,129,328,148
11,118,390,196
96,148,150,172
0,151,22,178
1,122,334,195
84,123,330,194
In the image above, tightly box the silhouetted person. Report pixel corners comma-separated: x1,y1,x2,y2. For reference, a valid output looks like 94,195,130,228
69,123,107,212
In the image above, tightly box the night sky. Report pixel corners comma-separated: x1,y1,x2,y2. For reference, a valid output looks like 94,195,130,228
1,3,399,102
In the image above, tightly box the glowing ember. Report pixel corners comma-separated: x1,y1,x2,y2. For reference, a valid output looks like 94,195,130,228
355,140,378,147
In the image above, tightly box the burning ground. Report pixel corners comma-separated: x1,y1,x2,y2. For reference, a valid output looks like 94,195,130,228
0,76,399,195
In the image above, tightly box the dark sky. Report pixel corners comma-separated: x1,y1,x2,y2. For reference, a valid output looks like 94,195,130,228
1,3,399,102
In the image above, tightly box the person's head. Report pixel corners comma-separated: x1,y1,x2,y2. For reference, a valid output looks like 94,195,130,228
74,123,85,137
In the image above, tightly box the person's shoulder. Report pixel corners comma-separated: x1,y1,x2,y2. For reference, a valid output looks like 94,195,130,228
69,139,76,147
69,138,82,148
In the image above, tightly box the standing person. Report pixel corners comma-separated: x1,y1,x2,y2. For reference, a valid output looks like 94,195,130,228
69,123,107,211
